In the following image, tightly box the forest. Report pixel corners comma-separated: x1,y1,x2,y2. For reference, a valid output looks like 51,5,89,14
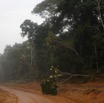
0,0,104,82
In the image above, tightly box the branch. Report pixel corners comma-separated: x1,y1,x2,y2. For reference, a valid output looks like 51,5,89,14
96,0,104,29
56,41,80,57
59,75,73,85
58,71,89,86
54,37,80,57
61,71,89,77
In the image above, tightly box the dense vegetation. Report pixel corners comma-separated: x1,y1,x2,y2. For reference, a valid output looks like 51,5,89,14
0,0,104,82
0,42,36,81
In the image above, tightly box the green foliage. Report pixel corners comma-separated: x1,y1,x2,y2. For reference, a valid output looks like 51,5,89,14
0,41,35,82
1,0,104,83
20,0,104,78
40,66,63,95
41,80,57,95
32,0,63,18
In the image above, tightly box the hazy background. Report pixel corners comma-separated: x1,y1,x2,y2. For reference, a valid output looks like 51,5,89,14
0,0,43,53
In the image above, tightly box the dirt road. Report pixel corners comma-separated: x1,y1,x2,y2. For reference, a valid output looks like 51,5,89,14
0,86,54,103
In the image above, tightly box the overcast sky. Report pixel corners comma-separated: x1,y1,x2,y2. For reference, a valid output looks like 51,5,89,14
0,0,43,53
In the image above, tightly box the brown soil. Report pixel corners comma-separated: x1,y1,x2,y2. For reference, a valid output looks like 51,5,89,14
1,81,104,103
0,88,17,103
3,82,73,103
58,82,104,103
0,86,54,103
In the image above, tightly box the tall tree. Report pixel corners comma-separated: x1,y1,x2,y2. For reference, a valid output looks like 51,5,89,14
0,42,35,82
20,20,52,79
32,0,104,74
19,0,104,81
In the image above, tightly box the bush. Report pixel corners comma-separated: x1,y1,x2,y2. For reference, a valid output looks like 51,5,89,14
41,80,58,95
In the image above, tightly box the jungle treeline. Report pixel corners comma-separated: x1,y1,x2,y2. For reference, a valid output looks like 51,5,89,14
0,0,104,82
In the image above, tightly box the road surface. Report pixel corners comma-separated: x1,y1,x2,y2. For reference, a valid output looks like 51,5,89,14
0,86,54,103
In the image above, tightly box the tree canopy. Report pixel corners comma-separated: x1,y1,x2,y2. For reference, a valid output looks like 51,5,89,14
20,0,104,76
25,0,104,74
0,0,104,82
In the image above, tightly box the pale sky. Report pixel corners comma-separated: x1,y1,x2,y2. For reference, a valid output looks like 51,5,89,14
0,0,43,53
